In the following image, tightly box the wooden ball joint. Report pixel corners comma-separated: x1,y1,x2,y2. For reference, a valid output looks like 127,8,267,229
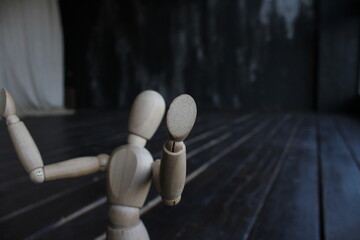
0,88,197,240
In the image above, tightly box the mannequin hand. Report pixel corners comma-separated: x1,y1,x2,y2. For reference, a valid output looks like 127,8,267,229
165,94,197,152
0,89,17,119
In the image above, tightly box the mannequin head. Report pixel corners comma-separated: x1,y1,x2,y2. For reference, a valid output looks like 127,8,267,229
128,90,165,144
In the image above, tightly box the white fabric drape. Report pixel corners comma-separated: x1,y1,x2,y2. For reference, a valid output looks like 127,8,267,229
0,0,63,113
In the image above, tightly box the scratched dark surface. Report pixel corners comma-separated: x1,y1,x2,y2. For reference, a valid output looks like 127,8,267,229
1,111,360,239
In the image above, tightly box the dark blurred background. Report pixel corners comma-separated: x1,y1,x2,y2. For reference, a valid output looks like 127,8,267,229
1,0,359,113
59,0,359,112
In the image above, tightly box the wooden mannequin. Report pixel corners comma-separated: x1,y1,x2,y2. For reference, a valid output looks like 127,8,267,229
0,89,197,240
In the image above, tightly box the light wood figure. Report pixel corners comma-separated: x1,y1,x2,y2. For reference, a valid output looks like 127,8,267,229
0,88,197,240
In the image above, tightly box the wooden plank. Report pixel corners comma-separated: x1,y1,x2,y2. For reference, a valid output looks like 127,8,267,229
0,112,248,239
0,114,131,215
0,110,128,156
0,110,129,171
138,115,299,239
0,111,213,201
17,114,236,238
248,116,320,240
32,114,266,239
0,112,219,215
318,116,360,239
335,115,360,167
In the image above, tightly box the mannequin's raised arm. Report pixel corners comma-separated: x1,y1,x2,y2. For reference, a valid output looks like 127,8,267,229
152,94,197,206
0,89,109,183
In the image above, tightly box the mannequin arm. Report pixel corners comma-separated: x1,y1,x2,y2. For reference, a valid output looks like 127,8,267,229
43,154,109,181
152,140,186,206
152,93,196,206
152,159,161,193
0,89,109,183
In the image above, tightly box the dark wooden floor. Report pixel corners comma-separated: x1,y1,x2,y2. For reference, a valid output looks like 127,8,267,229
1,111,360,240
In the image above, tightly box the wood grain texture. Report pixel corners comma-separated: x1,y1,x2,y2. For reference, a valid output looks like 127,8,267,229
1,111,360,240
108,205,140,230
142,115,293,239
159,143,186,206
107,145,153,207
0,111,213,239
44,155,108,181
128,90,165,140
151,159,161,194
335,116,360,167
1,89,44,183
0,110,130,239
7,121,44,174
107,221,149,240
318,116,360,240
23,112,255,240
249,116,320,240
